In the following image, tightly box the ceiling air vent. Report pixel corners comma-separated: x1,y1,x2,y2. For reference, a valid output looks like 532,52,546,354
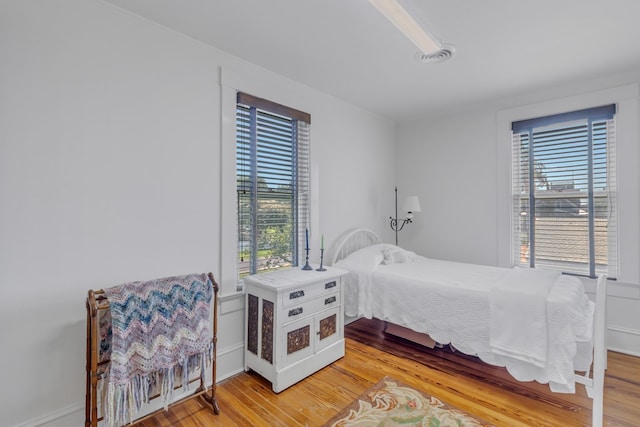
415,45,455,64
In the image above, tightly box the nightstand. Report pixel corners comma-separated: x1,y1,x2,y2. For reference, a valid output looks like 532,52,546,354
243,266,347,392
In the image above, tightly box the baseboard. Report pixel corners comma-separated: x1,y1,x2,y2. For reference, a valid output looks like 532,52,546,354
19,321,637,427
344,315,360,325
607,325,640,357
14,341,247,427
608,345,640,358
384,322,436,348
216,341,246,381
10,401,83,427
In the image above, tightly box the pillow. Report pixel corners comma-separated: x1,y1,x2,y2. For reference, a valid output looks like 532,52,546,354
382,247,415,265
382,249,394,265
335,243,397,271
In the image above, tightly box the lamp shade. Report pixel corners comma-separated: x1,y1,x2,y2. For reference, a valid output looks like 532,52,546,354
402,196,421,213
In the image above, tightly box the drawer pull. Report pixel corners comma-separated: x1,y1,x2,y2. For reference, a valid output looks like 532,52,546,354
288,307,303,317
325,281,336,289
289,290,305,299
325,296,337,305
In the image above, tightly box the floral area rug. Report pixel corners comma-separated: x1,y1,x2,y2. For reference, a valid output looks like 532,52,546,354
324,376,495,427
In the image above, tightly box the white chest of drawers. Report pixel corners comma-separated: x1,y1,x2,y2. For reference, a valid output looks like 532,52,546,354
243,266,347,392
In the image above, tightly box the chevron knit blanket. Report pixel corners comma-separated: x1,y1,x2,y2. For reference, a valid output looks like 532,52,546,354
102,273,213,426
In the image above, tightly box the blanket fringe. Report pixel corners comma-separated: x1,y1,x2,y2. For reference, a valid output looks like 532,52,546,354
104,342,214,426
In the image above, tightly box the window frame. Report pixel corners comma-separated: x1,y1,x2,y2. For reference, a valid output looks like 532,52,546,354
495,84,640,289
510,105,616,279
235,92,311,280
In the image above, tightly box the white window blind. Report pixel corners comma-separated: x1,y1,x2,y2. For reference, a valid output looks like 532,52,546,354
511,105,617,278
236,93,310,279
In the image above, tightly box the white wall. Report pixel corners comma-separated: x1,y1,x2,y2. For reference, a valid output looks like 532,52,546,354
0,1,396,426
396,110,499,265
397,79,640,356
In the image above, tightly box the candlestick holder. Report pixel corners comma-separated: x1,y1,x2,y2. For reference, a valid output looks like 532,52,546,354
316,248,326,271
301,247,313,270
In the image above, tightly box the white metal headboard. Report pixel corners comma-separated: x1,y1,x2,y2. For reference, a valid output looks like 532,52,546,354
329,228,382,265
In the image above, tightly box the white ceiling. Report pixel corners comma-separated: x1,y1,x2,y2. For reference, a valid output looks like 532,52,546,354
104,0,640,122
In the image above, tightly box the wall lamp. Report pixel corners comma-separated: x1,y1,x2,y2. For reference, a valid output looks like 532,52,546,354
389,186,421,245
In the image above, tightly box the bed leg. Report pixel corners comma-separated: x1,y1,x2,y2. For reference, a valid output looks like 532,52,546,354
590,274,607,427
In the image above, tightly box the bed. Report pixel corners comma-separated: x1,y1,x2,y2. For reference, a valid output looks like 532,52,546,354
330,228,607,427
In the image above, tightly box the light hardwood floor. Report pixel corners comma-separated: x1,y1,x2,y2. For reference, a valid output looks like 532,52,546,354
133,318,640,426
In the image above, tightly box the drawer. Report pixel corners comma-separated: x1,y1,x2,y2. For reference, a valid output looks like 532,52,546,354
280,291,341,325
280,277,341,307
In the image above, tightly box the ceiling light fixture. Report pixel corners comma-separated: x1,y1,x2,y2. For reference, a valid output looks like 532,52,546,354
370,0,442,54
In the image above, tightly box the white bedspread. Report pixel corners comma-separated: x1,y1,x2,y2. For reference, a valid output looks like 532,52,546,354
336,252,595,393
489,267,559,368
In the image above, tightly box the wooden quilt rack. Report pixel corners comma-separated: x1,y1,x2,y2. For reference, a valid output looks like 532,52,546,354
85,272,220,427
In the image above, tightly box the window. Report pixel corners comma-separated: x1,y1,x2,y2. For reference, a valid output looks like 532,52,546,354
236,93,311,279
511,105,617,278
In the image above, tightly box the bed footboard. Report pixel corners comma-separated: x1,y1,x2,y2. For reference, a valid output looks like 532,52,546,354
575,274,607,427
